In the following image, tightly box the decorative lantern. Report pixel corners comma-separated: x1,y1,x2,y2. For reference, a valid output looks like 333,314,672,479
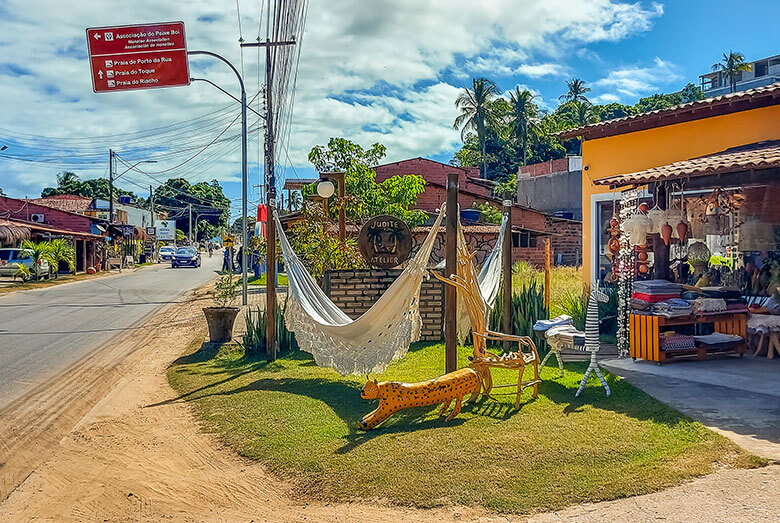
647,205,665,232
624,213,652,246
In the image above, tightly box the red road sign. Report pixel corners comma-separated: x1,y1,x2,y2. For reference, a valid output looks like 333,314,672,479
86,21,190,93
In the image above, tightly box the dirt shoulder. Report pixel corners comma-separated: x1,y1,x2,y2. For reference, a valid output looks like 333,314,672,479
1,286,778,521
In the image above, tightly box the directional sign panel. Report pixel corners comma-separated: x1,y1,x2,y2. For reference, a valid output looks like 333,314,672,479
86,21,190,93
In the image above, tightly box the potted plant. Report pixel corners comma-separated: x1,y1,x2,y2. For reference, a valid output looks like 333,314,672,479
203,273,240,343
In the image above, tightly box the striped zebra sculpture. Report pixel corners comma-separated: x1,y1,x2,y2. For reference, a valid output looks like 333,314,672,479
575,282,611,397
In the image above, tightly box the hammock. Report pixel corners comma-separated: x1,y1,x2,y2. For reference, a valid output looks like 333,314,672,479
276,207,445,375
435,214,507,340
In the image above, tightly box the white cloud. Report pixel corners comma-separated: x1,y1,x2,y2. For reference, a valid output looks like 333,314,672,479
0,0,665,203
592,57,682,100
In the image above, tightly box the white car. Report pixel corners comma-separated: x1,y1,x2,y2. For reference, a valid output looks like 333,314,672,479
159,246,176,262
0,248,50,280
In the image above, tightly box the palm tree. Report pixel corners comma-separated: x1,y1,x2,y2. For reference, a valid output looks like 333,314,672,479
508,87,540,167
560,100,599,154
289,190,303,211
559,78,591,104
20,240,56,280
453,77,501,178
712,51,752,93
48,238,76,277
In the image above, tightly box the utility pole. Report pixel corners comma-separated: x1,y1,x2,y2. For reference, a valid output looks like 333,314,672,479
241,35,296,362
150,185,155,226
108,149,114,223
188,203,192,244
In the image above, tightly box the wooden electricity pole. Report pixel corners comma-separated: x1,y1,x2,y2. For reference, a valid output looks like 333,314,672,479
544,237,551,310
445,173,459,373
502,201,513,350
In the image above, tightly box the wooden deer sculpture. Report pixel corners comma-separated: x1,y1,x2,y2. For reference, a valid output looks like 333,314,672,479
358,368,482,430
432,233,540,410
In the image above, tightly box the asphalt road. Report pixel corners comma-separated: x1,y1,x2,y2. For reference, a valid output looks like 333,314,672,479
0,253,222,410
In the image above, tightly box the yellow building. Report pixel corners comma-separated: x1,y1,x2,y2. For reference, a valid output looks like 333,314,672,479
560,83,780,282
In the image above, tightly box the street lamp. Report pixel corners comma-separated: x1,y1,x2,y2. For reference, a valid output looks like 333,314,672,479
316,180,335,198
317,174,346,244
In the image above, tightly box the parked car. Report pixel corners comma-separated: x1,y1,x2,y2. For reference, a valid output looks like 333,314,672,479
0,248,50,280
159,246,176,262
172,247,201,268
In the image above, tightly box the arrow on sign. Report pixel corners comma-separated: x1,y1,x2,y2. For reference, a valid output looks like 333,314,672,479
93,33,101,40
98,70,104,79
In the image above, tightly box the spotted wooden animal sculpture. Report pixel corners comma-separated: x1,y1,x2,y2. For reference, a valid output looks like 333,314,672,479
358,368,482,430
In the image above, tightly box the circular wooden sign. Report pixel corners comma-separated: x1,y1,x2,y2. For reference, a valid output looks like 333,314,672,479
358,215,412,268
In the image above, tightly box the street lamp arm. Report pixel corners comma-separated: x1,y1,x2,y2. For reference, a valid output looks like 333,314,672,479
187,50,245,94
190,77,265,119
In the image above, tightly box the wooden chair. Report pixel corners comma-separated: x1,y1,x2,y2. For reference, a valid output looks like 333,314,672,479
433,243,540,410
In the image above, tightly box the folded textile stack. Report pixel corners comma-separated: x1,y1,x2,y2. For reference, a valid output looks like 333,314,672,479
691,297,727,314
694,332,743,349
545,324,586,350
630,298,651,311
652,298,693,318
659,332,696,352
632,279,682,303
533,315,573,332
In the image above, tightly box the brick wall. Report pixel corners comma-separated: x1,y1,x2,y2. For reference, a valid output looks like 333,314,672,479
0,196,95,233
518,157,570,177
324,269,443,341
545,216,583,266
375,158,492,198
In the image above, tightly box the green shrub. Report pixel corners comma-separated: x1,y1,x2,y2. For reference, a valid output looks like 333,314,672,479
487,280,548,353
239,297,298,358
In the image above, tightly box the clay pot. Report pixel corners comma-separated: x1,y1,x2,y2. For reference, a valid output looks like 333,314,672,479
607,237,620,254
609,218,619,228
661,223,673,245
638,251,648,262
676,221,688,243
639,202,649,213
203,307,240,343
638,264,649,274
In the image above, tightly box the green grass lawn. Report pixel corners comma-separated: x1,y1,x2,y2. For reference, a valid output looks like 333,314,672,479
247,273,289,286
512,261,582,317
168,342,760,514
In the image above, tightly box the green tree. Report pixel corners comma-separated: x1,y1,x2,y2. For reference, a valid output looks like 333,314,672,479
453,77,501,178
559,78,591,104
154,178,230,239
712,51,752,93
41,172,139,203
679,82,704,103
288,190,303,212
308,138,428,227
287,201,366,281
595,102,635,121
473,202,503,224
508,87,540,167
20,240,56,279
633,92,682,113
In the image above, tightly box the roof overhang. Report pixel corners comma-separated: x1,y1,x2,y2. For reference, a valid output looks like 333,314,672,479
594,140,780,189
559,82,780,141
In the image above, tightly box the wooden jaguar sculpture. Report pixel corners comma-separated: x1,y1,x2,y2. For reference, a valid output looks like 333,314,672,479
358,368,482,430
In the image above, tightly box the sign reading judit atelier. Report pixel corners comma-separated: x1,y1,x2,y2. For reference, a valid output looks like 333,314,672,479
86,21,190,93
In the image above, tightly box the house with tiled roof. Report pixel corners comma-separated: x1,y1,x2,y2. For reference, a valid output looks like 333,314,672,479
559,81,780,282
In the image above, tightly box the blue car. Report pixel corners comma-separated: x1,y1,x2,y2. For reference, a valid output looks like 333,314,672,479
172,247,201,268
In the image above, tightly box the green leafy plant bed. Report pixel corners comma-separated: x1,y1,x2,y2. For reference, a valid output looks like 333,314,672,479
168,342,761,514
247,274,289,286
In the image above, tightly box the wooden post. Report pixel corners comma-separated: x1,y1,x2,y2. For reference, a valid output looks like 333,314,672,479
502,201,513,349
337,172,346,245
445,173,459,374
544,237,551,311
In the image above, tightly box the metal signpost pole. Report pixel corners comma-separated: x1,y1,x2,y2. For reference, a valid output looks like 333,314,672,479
108,149,114,223
186,50,248,305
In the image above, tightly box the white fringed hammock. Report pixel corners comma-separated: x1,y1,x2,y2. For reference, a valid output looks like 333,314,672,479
275,206,507,375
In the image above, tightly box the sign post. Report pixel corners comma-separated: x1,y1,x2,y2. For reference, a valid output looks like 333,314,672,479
156,220,176,241
86,22,190,93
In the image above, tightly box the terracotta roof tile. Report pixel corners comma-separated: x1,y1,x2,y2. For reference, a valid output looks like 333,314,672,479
560,82,780,140
594,140,780,188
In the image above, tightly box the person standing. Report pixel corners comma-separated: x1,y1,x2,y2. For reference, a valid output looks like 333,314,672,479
222,247,231,273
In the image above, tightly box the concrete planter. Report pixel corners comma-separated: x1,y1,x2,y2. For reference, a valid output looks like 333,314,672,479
203,306,240,343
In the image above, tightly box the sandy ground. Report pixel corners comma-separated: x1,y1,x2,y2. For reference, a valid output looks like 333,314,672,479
1,286,779,522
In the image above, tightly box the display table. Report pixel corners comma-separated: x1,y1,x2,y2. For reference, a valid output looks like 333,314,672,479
747,314,780,359
629,311,748,363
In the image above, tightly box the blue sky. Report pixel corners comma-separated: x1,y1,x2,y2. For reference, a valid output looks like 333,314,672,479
0,0,777,220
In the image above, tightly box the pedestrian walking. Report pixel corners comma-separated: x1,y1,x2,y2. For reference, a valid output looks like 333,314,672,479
222,247,231,273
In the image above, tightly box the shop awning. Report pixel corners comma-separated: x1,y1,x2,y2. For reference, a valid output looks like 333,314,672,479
11,220,105,239
282,179,317,190
594,140,780,189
